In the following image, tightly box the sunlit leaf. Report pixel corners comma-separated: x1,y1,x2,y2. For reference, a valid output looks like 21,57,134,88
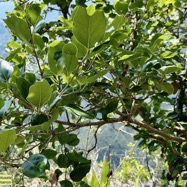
27,80,52,108
72,6,106,48
0,129,17,152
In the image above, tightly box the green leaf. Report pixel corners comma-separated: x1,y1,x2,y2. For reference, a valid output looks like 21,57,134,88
58,134,80,146
26,4,42,26
33,33,44,50
22,154,49,178
100,158,110,187
182,143,187,153
29,108,58,132
0,60,13,82
31,114,48,126
0,98,4,109
62,43,78,75
0,129,17,152
114,1,128,14
72,36,87,58
159,65,181,75
4,15,31,43
70,163,91,182
101,100,118,120
91,171,100,187
42,149,57,159
77,66,113,85
155,82,174,95
16,77,32,99
160,51,177,59
27,80,52,108
48,40,65,75
63,104,92,118
67,151,91,164
72,6,106,48
57,154,72,168
80,181,90,187
60,180,73,187
182,173,187,180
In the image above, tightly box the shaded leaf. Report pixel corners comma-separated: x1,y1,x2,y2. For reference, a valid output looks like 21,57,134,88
70,163,91,182
22,154,49,178
63,104,92,118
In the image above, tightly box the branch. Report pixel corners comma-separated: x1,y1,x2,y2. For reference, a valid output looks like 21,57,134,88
129,118,186,142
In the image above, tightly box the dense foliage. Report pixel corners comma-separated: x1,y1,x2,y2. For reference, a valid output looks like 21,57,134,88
0,0,187,186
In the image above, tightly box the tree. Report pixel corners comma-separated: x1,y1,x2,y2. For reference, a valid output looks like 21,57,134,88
0,0,187,185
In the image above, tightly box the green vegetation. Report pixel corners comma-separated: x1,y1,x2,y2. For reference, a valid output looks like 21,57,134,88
0,0,187,186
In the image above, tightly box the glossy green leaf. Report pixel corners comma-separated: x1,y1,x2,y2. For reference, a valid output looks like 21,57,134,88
159,65,181,75
70,163,91,182
62,43,78,75
155,82,174,95
4,15,31,43
67,151,91,163
60,180,73,187
58,134,80,146
27,80,52,108
42,149,57,159
0,60,13,82
31,114,48,126
79,181,90,187
22,154,49,178
29,108,58,132
72,6,106,48
63,104,92,118
16,77,32,99
102,100,118,120
57,154,72,168
0,129,17,152
160,51,177,59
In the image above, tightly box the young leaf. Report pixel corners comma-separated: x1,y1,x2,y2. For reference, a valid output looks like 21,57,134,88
100,158,110,187
90,171,100,187
27,80,52,108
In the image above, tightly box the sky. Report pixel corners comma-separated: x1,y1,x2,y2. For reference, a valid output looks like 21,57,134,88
0,1,14,20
